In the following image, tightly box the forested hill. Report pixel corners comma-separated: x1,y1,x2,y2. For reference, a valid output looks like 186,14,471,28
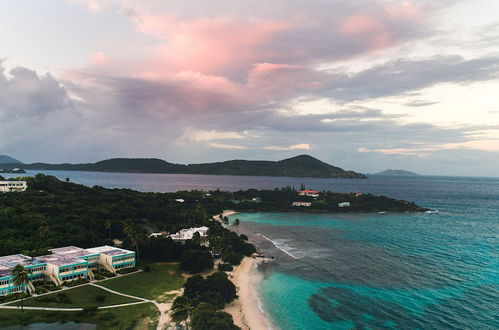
0,155,22,164
1,155,366,179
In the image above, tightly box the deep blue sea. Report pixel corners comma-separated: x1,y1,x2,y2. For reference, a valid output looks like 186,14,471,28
4,170,498,329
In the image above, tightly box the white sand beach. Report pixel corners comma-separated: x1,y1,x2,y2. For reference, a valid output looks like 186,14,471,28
224,257,273,330
213,210,239,220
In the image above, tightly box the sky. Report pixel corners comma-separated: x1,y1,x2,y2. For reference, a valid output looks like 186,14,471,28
1,0,498,176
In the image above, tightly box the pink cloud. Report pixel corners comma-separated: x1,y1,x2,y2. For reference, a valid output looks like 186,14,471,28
134,15,290,77
91,52,111,66
339,15,394,49
384,1,423,20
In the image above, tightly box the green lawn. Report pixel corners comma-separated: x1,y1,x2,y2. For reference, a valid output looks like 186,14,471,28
0,303,159,329
14,284,140,308
99,262,184,302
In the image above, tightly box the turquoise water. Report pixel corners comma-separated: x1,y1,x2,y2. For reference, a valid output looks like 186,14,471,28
233,181,498,330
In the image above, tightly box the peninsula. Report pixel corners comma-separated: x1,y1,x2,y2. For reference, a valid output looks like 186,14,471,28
0,154,366,179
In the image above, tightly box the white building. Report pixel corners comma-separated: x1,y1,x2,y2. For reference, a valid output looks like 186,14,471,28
338,202,351,207
0,181,27,192
298,189,320,198
170,226,209,242
292,201,312,207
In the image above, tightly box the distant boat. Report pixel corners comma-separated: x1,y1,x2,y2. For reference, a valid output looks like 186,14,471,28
425,209,440,214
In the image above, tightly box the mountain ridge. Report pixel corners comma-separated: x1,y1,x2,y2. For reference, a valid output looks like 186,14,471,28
0,154,366,179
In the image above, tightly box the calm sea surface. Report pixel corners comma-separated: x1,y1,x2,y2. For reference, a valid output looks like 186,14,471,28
5,170,499,329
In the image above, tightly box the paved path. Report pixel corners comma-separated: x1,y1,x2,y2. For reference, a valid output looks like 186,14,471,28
90,283,170,330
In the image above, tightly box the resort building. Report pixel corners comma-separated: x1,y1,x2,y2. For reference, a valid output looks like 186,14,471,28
292,201,312,207
36,254,89,285
0,181,27,192
0,244,136,295
0,255,47,295
85,246,136,273
170,226,209,242
298,189,320,198
338,202,351,207
50,246,100,270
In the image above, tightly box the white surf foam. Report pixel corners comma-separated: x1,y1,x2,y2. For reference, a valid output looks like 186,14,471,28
260,234,299,259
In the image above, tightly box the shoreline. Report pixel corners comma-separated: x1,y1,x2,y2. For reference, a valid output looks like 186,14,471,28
213,209,239,220
224,257,274,330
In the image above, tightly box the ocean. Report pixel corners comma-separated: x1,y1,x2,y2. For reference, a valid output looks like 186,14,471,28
4,170,498,329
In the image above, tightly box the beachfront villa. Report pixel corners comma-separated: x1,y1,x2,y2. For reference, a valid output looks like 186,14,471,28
170,226,209,242
0,245,136,295
298,189,320,198
338,202,351,207
292,201,312,207
0,181,27,192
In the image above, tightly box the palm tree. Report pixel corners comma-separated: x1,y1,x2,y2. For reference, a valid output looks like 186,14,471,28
104,220,112,239
123,221,146,259
12,265,29,312
233,218,240,235
191,232,202,246
170,296,193,330
221,216,229,226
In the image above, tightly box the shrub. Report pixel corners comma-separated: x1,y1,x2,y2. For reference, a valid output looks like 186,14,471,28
222,252,243,266
95,295,106,302
83,305,98,313
218,263,234,272
180,249,214,273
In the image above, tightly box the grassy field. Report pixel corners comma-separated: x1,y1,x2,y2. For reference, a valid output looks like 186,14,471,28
99,262,184,302
14,284,140,308
0,303,159,329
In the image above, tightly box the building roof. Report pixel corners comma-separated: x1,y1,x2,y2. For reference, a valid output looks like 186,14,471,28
85,245,134,256
49,246,84,255
36,254,87,267
0,254,46,268
298,189,319,193
50,246,98,258
0,264,12,278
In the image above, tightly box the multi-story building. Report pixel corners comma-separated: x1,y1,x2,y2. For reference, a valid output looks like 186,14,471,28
36,254,89,285
0,254,47,295
49,246,100,270
85,246,135,273
0,181,27,192
0,244,136,295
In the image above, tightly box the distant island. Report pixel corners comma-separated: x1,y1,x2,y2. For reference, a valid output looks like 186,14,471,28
373,169,420,176
0,155,22,164
0,154,367,179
